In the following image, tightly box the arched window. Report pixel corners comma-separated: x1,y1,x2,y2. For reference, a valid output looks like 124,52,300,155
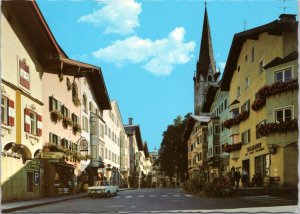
82,94,87,112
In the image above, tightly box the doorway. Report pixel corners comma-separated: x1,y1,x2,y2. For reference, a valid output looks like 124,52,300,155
242,159,250,186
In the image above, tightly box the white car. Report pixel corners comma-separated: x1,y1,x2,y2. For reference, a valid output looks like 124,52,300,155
87,181,119,198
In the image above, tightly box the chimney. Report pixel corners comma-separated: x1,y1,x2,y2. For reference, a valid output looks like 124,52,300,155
129,118,133,125
279,14,296,23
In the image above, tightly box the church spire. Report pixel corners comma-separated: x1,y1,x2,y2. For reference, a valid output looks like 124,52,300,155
196,3,217,82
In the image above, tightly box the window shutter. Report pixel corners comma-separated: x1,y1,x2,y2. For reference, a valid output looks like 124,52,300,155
49,132,53,143
8,100,15,126
58,136,61,146
24,108,30,132
37,114,42,136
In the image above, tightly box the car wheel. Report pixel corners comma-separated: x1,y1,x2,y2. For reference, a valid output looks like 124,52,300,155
107,191,111,197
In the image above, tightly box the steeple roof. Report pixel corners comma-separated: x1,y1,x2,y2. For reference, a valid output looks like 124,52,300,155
196,4,217,81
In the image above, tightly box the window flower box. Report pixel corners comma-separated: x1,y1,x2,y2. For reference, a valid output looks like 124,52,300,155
223,111,249,129
256,119,298,137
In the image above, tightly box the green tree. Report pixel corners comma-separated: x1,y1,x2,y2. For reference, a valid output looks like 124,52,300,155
156,113,191,183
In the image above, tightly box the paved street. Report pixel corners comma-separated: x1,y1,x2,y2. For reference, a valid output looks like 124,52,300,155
7,188,298,213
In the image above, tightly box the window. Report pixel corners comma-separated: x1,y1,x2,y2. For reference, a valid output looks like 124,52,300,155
30,112,37,135
214,125,220,135
245,76,250,89
241,100,250,112
100,124,104,137
275,68,292,83
241,129,251,144
82,116,88,131
49,132,61,145
105,148,107,158
61,138,69,148
61,105,70,118
259,60,264,74
108,128,111,138
49,97,61,112
105,124,107,135
214,145,220,155
275,106,292,123
251,46,255,63
82,94,87,112
237,86,241,97
19,59,30,90
245,54,248,62
232,108,239,118
255,155,267,177
109,150,111,160
89,102,95,113
256,120,266,139
224,99,227,109
72,113,79,125
1,97,8,124
197,137,200,144
27,172,34,192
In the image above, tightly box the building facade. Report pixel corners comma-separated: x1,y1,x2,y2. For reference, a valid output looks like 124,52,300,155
220,14,298,187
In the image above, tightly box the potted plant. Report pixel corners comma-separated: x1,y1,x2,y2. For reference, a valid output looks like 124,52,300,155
62,116,73,128
50,110,62,123
72,123,82,134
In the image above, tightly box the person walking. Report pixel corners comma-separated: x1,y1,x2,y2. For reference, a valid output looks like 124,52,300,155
241,168,248,188
230,167,235,188
234,169,241,189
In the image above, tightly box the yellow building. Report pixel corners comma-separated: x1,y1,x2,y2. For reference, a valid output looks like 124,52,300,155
220,14,298,188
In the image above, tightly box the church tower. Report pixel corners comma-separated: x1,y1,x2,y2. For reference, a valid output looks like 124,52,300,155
194,3,218,115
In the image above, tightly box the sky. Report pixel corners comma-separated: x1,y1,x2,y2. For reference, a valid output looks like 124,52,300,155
36,0,298,152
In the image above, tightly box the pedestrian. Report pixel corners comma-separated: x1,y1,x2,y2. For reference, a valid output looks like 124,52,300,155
230,167,235,188
241,168,248,188
234,168,241,189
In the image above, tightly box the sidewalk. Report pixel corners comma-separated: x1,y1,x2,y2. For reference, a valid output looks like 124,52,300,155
1,188,132,213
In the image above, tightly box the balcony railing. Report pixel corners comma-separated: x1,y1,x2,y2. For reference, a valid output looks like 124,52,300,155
224,142,242,153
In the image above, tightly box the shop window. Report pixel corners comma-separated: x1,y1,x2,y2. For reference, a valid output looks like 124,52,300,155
255,155,267,177
256,120,266,139
274,67,292,83
275,106,293,123
27,172,34,192
241,129,251,145
1,97,8,124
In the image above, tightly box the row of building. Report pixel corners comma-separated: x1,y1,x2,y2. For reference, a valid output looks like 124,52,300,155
1,1,154,201
183,5,298,188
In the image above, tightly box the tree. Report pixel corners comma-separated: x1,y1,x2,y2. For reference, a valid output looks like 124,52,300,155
156,113,191,183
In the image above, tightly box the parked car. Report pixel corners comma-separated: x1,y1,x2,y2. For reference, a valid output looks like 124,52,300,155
87,181,119,198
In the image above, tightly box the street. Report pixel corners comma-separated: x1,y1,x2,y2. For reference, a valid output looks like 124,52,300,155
9,188,298,213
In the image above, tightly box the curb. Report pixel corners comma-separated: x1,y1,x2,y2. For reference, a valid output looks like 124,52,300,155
1,194,88,213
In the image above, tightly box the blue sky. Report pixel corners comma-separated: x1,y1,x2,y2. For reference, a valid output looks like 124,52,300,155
37,0,297,151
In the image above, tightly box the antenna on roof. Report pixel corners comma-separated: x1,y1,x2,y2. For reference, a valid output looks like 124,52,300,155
279,0,291,13
243,20,247,31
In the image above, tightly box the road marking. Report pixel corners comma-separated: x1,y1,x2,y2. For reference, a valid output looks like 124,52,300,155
115,196,121,198
150,195,156,198
185,194,193,197
138,195,144,198
162,195,168,197
173,195,181,197
125,195,132,198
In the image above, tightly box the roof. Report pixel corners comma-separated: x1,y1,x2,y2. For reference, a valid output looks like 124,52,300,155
2,1,111,110
264,51,298,69
202,84,218,112
196,4,217,81
181,114,210,145
220,14,297,91
143,142,149,158
124,125,144,151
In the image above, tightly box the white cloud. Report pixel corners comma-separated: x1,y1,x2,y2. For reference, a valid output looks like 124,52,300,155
77,0,142,35
92,27,196,75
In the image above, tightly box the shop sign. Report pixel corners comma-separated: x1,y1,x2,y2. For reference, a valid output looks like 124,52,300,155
41,152,64,159
25,159,39,171
34,171,40,185
247,143,261,152
47,159,60,163
79,140,88,151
